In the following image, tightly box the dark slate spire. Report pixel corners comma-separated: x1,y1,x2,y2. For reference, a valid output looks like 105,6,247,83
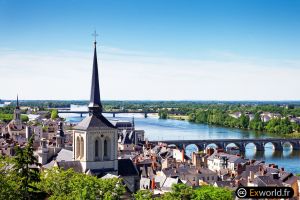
57,121,65,137
88,37,103,115
132,116,135,130
16,94,20,109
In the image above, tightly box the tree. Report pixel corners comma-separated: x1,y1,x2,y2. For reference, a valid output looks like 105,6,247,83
50,109,59,120
0,156,22,200
249,113,264,131
159,184,233,200
193,186,233,200
133,189,154,200
239,114,249,129
21,114,29,122
159,109,168,119
37,168,126,200
12,135,41,199
161,184,195,200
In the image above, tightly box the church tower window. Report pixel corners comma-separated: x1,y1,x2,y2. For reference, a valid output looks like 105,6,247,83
104,139,108,157
76,136,80,158
80,137,84,158
95,139,99,158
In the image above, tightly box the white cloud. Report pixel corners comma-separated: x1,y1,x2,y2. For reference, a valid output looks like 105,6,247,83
0,47,299,100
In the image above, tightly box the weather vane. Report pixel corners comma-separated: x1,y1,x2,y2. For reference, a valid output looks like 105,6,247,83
92,30,98,43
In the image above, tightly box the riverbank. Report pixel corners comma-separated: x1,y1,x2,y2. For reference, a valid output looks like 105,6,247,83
164,113,300,139
168,114,189,120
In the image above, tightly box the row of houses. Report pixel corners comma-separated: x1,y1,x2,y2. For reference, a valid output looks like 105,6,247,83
125,142,300,198
230,111,300,123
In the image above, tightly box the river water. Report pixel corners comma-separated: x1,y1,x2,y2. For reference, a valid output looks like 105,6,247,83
60,112,300,174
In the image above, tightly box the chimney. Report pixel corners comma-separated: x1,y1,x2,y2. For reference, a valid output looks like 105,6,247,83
249,171,254,182
271,173,279,180
151,178,155,190
235,179,240,186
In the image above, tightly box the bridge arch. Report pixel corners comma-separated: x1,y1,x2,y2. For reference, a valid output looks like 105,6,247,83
282,141,293,149
245,142,264,151
224,142,245,152
264,141,283,151
185,144,200,157
289,141,300,150
205,142,223,150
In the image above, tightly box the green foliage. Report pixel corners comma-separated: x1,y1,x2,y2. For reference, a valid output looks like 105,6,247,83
12,136,41,199
50,109,59,120
133,184,234,200
161,184,195,200
238,114,249,129
21,114,29,122
265,118,293,134
0,113,13,122
192,186,233,200
37,168,126,200
188,107,298,135
0,106,15,114
249,113,264,131
159,109,168,119
0,156,23,200
133,189,154,200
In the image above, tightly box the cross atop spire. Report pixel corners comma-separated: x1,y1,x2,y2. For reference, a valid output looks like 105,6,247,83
88,35,103,115
92,30,98,45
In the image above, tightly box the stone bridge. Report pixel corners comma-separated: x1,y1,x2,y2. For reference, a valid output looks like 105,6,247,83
150,138,300,152
58,110,157,118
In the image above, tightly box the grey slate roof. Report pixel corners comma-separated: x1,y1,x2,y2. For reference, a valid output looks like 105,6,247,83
43,148,73,169
253,175,283,187
74,114,116,131
118,159,139,177
56,161,83,173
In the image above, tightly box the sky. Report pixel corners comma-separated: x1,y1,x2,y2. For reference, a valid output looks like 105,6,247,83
0,0,299,101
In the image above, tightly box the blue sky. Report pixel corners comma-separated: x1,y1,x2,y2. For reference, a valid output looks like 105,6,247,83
0,0,300,100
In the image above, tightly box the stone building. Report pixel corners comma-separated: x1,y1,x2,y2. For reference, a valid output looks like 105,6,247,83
39,39,139,193
6,96,26,139
72,40,119,175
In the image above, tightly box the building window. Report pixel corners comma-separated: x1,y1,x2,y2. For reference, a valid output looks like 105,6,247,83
76,137,80,158
95,140,98,157
80,137,84,159
104,139,108,157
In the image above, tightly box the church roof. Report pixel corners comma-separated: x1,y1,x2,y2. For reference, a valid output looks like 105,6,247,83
118,159,139,177
74,114,115,131
88,41,102,112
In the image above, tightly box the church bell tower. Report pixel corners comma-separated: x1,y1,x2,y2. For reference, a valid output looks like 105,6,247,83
73,34,118,174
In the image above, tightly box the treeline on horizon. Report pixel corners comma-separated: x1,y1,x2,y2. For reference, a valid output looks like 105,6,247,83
2,100,300,135
2,99,300,109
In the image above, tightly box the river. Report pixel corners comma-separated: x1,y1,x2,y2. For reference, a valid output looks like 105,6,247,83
60,111,300,174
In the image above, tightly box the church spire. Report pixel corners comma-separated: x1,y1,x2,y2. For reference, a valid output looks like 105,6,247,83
16,94,19,109
88,31,102,115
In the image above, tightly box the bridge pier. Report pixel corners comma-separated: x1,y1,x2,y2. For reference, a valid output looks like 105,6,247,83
237,144,246,152
196,144,205,152
292,143,300,150
273,142,283,151
255,143,265,151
